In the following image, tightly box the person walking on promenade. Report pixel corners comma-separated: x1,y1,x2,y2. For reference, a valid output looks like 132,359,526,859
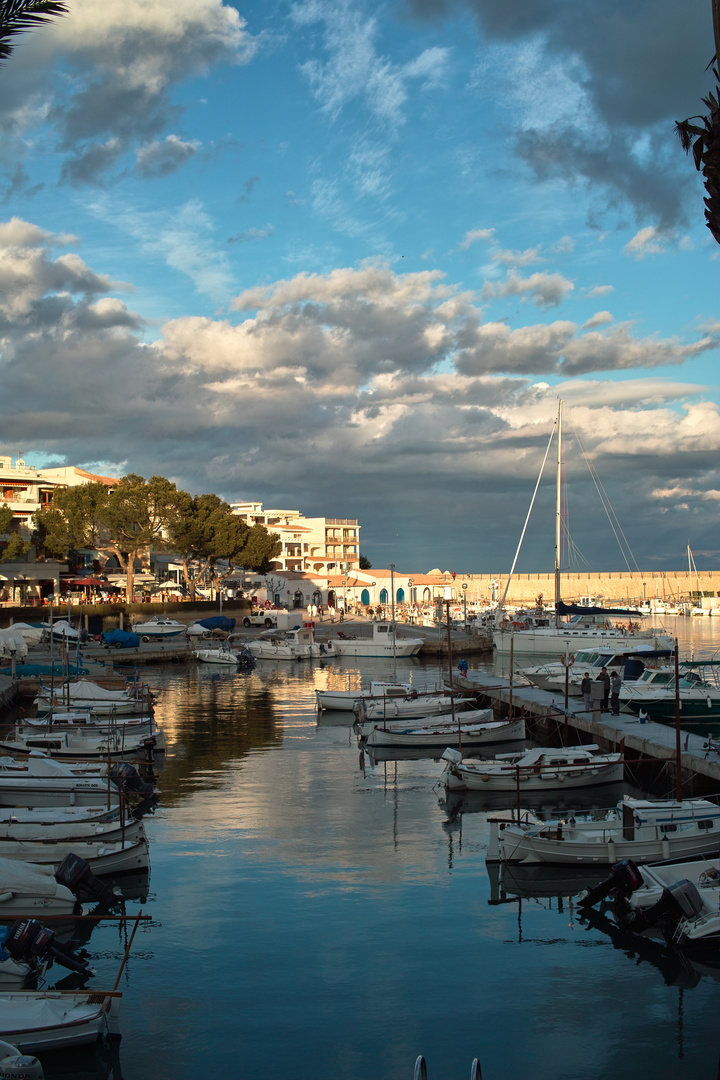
581,672,592,712
600,666,610,712
610,670,622,715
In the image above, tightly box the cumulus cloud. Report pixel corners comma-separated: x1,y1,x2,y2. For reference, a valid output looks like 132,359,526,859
624,226,670,259
4,224,720,568
481,271,574,308
0,0,257,184
583,311,613,329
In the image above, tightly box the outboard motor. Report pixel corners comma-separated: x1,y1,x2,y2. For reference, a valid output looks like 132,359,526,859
579,860,645,908
54,853,118,907
4,919,94,977
0,1041,43,1080
110,761,156,800
621,879,705,934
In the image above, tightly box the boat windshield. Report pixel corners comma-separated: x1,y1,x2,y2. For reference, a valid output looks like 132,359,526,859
637,670,674,685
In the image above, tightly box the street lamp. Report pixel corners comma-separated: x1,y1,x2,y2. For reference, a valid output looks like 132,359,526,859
462,581,468,631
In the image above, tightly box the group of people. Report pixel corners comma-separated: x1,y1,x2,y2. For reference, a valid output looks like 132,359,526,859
580,667,623,715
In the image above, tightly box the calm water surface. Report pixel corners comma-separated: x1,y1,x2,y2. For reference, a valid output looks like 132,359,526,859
37,622,720,1079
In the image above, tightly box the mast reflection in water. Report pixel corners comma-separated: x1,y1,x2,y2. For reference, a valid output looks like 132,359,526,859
34,650,720,1080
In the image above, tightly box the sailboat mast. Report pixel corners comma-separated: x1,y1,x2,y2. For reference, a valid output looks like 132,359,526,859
554,400,564,627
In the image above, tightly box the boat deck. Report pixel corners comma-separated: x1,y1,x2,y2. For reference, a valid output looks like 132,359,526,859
451,672,720,787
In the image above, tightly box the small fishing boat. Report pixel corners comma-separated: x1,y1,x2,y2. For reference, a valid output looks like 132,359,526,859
355,706,492,739
442,744,623,793
0,990,120,1052
0,857,83,918
316,681,417,712
35,679,153,717
486,796,720,864
0,728,158,761
0,814,143,846
0,836,149,877
0,756,155,808
327,622,424,658
356,691,462,722
363,715,526,749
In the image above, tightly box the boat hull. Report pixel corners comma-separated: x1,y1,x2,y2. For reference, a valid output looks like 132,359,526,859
365,717,525,749
330,640,423,657
494,629,674,656
496,824,720,865
445,760,624,792
0,993,119,1052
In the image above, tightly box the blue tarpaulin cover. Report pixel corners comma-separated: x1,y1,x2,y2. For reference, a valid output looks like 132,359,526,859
103,628,141,648
197,616,236,631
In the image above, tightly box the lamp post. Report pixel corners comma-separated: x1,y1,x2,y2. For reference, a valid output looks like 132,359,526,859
371,581,376,618
462,581,468,631
408,578,414,622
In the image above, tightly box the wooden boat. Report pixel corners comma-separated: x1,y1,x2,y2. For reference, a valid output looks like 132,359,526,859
316,681,416,712
354,706,492,739
0,836,149,876
357,692,462,722
486,796,720,865
442,743,624,793
0,815,143,845
284,628,336,659
0,756,156,808
0,857,82,917
327,622,424,658
0,728,156,762
35,679,152,717
0,990,120,1052
363,715,526,749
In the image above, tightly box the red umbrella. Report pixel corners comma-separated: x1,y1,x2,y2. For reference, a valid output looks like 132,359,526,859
69,578,121,589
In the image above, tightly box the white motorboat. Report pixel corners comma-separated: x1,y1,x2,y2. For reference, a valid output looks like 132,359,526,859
132,615,186,640
316,681,418,712
486,796,720,864
442,743,624,793
0,835,149,876
355,706,493,739
579,855,720,949
193,645,240,666
519,645,673,694
327,622,424,658
246,636,298,661
43,619,79,642
618,661,720,723
0,991,120,1052
363,715,526,749
284,628,336,659
0,857,83,918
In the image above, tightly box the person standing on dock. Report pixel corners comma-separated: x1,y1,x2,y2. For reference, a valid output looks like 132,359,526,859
581,672,592,711
600,666,610,712
610,670,622,715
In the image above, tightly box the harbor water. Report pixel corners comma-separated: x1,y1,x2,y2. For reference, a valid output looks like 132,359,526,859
20,616,720,1079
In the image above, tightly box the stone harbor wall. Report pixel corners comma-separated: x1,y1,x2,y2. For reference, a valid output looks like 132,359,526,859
461,570,720,607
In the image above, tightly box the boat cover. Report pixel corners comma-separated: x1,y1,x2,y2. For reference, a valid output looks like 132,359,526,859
556,601,643,617
197,616,236,631
102,629,141,649
0,629,28,660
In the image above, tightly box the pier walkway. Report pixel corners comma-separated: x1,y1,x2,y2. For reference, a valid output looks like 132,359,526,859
452,671,720,789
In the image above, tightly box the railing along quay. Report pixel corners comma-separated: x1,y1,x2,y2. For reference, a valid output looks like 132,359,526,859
450,671,720,789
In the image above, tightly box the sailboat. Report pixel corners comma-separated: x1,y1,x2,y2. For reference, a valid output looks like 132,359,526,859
493,401,675,656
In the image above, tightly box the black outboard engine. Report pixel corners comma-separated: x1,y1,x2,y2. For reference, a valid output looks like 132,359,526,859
110,761,156,799
578,860,645,908
4,919,94,977
54,853,118,907
620,879,705,934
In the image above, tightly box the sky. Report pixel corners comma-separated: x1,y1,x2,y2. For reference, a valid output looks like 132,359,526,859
1,0,719,575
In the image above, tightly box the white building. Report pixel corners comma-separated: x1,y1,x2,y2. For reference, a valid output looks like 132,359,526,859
230,502,361,576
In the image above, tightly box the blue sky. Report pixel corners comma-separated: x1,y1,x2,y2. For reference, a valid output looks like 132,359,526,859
1,0,719,573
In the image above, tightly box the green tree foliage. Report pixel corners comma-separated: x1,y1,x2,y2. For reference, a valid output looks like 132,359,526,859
33,482,110,560
359,554,372,569
0,532,30,562
0,0,67,65
169,494,280,598
0,505,14,536
101,475,186,600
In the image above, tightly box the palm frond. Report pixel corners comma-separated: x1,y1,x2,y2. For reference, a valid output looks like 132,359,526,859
0,0,67,64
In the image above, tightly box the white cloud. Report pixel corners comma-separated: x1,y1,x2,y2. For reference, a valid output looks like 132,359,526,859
482,271,575,308
625,226,669,259
459,227,494,250
583,311,613,329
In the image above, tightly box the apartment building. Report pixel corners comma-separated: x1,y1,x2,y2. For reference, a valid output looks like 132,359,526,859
231,501,361,576
0,456,116,537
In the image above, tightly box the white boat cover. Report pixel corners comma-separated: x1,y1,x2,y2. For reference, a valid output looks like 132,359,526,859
8,624,44,647
38,680,132,703
0,995,102,1031
0,856,59,894
0,628,28,660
